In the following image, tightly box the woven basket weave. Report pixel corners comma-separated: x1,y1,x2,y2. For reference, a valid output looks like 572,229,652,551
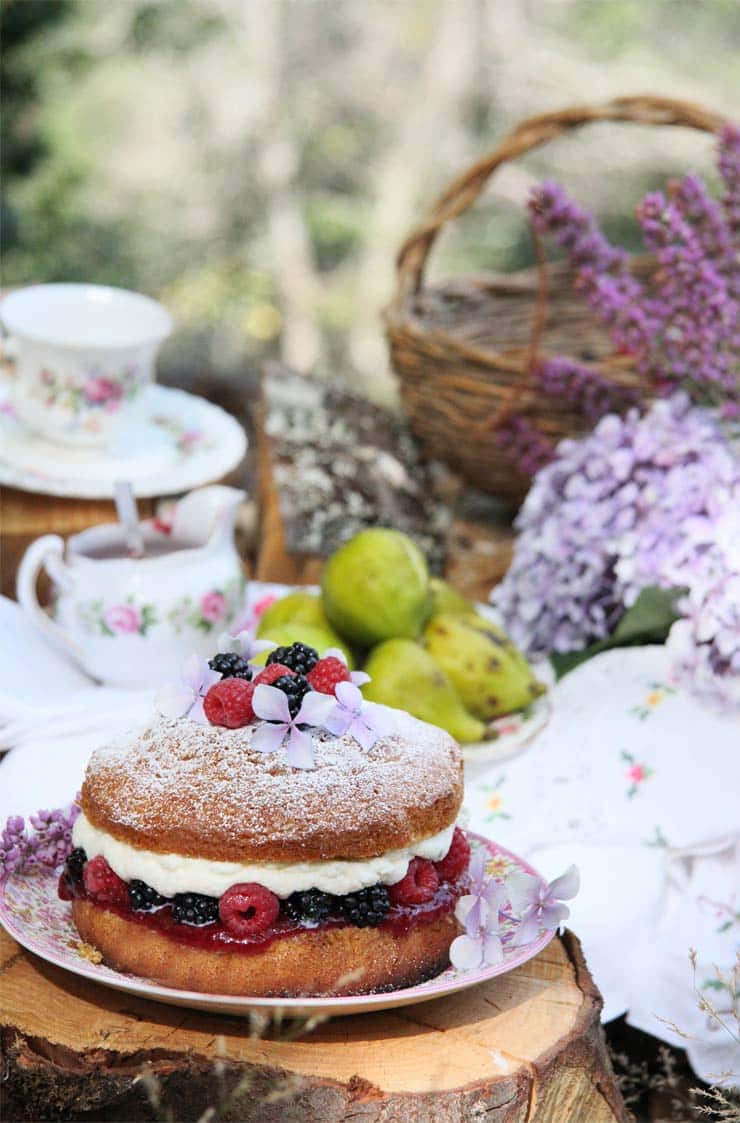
384,95,727,504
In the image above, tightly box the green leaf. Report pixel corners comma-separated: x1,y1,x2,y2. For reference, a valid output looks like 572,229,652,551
550,586,686,680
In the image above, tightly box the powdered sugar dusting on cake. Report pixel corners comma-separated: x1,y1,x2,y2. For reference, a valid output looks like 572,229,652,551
81,708,463,862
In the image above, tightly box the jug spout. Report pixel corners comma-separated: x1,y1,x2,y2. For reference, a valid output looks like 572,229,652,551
170,486,246,549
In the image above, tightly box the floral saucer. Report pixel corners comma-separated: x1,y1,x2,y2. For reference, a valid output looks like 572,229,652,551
0,833,555,1018
0,381,246,499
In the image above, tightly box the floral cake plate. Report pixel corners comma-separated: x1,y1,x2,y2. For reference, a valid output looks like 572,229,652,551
0,833,555,1019
0,381,246,499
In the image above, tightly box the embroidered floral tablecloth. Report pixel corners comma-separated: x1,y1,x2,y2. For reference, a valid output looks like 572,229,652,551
464,644,739,1085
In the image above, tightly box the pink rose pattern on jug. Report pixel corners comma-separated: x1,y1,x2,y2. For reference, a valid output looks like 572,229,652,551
76,579,243,639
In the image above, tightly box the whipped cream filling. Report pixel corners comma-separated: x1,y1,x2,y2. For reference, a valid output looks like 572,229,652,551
72,813,456,899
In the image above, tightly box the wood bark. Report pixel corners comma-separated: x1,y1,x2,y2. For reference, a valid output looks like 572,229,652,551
1,927,629,1122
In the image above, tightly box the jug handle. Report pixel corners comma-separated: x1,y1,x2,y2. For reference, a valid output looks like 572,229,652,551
16,535,84,663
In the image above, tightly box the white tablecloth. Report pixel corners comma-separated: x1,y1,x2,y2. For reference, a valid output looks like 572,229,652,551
1,595,738,1084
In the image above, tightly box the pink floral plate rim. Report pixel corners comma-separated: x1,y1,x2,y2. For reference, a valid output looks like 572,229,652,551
0,833,556,1018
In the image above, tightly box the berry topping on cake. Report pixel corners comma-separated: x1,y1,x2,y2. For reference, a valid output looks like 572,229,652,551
284,889,334,925
208,652,252,681
267,642,320,676
129,880,168,912
307,656,351,695
65,847,87,886
272,673,312,718
219,883,280,938
434,827,471,883
83,855,129,907
252,663,295,687
172,892,220,926
341,885,391,927
203,678,255,728
388,858,439,905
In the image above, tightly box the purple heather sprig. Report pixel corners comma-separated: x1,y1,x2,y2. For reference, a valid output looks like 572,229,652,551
0,799,80,881
156,654,222,724
494,414,555,477
534,356,639,424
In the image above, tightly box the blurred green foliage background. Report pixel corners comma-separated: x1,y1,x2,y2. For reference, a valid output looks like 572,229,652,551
2,0,738,403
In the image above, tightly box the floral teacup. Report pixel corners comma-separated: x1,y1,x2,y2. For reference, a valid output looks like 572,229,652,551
16,486,245,687
0,284,172,446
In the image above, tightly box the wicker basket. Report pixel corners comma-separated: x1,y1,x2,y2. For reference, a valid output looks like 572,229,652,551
384,95,727,504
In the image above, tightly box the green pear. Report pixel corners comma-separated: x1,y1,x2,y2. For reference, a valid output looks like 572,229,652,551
423,613,545,721
257,592,329,638
321,528,430,647
252,621,354,668
428,577,475,618
363,638,486,743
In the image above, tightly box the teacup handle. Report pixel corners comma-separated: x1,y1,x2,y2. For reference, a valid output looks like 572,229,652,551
16,535,84,663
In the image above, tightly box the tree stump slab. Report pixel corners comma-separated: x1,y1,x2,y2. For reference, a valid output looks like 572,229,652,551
0,926,628,1122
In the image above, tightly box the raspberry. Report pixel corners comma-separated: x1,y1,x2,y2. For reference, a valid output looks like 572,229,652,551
307,656,351,695
57,873,73,901
219,882,280,937
83,855,129,907
253,663,294,687
267,642,319,675
341,885,391,927
388,858,439,906
273,673,311,717
434,827,471,883
172,892,219,925
208,652,252,681
203,678,255,728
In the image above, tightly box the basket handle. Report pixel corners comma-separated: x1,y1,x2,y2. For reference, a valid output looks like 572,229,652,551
393,95,727,304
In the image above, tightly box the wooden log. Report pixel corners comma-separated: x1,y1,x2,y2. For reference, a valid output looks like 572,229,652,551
0,926,628,1122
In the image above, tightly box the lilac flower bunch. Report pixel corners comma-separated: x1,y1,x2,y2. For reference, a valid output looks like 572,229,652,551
0,799,80,880
492,394,740,707
527,123,739,424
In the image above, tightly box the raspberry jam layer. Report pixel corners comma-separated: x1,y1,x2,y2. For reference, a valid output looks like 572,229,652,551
64,878,464,956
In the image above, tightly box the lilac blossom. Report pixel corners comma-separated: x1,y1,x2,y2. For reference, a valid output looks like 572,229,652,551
508,866,580,947
156,654,222,724
322,681,390,750
251,685,334,769
493,395,739,685
1,799,80,880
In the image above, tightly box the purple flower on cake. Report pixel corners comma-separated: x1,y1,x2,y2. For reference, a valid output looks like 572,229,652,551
508,865,580,947
323,648,371,687
156,654,222,724
321,681,389,750
251,685,334,769
450,849,507,970
218,629,275,667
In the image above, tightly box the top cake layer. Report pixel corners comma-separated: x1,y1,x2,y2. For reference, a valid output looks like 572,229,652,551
80,710,463,863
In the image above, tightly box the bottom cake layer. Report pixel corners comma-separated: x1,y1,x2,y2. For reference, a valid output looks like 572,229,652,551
72,898,459,996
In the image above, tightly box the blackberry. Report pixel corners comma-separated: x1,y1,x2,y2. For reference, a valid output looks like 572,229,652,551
267,642,319,676
208,652,252,681
284,889,333,925
64,847,87,886
129,879,168,912
341,885,391,928
172,892,220,926
273,674,312,718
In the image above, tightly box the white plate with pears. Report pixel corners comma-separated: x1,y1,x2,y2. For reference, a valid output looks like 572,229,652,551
241,530,552,768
